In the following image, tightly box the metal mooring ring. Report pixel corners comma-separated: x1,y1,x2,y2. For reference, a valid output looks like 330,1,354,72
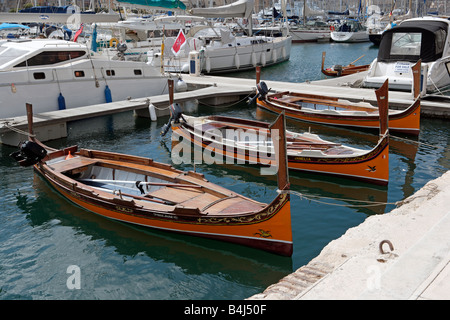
379,240,394,254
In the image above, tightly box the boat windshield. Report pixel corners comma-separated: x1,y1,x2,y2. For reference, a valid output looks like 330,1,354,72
378,20,448,62
0,47,28,66
390,32,422,56
13,50,86,68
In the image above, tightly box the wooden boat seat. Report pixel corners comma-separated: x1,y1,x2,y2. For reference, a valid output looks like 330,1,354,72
47,156,97,174
147,186,207,204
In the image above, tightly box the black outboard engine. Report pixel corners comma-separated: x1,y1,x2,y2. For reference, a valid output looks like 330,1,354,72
160,103,186,137
247,81,270,105
10,140,47,167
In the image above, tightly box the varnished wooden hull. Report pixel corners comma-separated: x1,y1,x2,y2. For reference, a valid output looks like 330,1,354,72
172,116,389,185
257,96,420,136
33,148,293,256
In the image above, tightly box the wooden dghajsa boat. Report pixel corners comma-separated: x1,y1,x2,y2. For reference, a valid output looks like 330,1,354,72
321,51,369,77
167,81,390,185
10,104,293,256
257,61,421,136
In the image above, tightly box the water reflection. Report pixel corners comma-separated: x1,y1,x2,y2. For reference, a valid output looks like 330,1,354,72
15,175,292,290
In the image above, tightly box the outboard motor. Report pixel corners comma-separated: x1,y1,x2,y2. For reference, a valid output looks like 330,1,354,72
332,64,343,76
247,81,270,105
160,103,186,137
10,140,47,167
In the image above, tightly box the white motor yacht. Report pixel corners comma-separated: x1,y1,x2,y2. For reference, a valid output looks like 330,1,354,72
0,39,170,119
330,19,369,43
363,17,450,93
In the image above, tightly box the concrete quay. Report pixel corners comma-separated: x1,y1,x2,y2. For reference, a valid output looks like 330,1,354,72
248,170,450,300
182,72,450,118
2,71,450,146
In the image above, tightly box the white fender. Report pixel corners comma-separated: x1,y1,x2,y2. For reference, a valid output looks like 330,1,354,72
148,103,157,121
206,56,211,73
234,53,240,69
251,52,257,67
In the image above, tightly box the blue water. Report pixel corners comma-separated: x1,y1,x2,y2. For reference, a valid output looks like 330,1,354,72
1,42,449,300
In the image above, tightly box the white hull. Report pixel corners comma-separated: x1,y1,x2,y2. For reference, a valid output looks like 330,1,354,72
202,36,291,73
330,31,370,43
0,72,168,119
363,17,450,93
0,39,168,119
290,29,330,42
166,36,292,74
363,59,450,93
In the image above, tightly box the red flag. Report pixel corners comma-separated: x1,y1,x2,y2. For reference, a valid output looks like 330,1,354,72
73,24,84,42
171,29,186,56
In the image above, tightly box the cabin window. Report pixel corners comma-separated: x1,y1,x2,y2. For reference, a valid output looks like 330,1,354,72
390,33,422,57
134,69,142,75
0,47,28,66
14,50,86,67
106,69,115,76
74,70,85,77
33,72,46,80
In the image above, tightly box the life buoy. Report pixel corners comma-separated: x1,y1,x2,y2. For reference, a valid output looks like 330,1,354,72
109,38,119,47
330,25,335,31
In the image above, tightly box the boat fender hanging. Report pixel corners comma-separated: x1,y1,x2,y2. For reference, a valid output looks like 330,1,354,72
58,92,66,110
251,52,257,67
261,53,266,66
104,85,112,103
11,83,16,93
234,53,240,69
175,78,187,92
206,56,211,73
272,48,277,62
282,47,286,59
148,103,157,121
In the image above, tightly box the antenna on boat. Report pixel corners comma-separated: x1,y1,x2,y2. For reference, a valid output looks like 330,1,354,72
269,111,290,191
375,80,389,137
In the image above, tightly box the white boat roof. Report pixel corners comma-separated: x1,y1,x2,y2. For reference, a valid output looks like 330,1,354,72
0,39,88,70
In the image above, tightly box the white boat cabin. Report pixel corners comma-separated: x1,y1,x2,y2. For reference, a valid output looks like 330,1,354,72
363,17,450,93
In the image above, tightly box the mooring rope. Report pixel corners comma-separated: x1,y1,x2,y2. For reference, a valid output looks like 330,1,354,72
286,182,440,209
198,90,255,108
1,121,35,137
289,190,399,208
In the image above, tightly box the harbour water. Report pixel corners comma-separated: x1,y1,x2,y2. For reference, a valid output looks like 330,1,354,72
1,42,449,300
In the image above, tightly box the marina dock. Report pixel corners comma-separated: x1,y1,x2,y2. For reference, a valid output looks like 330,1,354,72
2,71,450,146
249,170,450,300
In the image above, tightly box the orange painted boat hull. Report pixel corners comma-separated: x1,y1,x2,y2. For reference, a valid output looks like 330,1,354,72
257,98,420,136
171,118,389,186
32,156,293,256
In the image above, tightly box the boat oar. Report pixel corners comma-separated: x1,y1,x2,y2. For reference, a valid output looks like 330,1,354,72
78,179,201,194
349,54,365,66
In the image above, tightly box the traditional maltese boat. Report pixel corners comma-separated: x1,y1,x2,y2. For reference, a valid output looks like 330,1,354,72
10,104,293,256
257,61,421,136
321,51,369,77
166,80,390,185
